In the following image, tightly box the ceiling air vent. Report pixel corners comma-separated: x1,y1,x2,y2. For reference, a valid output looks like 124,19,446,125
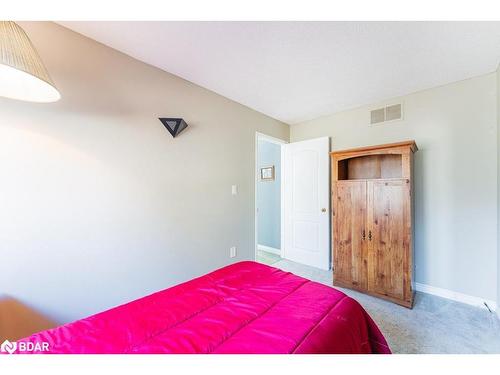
370,103,402,125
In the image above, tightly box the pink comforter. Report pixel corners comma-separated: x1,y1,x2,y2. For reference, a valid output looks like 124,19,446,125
18,261,390,354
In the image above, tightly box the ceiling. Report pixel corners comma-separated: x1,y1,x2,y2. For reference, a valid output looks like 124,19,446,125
57,22,500,124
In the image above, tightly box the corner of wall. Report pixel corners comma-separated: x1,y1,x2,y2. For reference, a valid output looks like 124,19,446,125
497,63,500,315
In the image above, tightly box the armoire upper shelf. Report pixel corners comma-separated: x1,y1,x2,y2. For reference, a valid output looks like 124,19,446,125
331,140,418,181
338,154,403,180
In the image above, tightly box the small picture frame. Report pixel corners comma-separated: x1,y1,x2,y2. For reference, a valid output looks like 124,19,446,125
260,166,275,181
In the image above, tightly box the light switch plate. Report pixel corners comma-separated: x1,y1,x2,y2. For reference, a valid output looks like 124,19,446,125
230,247,237,258
231,185,238,195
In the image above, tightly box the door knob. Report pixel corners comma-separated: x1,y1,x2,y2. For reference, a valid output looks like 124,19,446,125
321,208,327,212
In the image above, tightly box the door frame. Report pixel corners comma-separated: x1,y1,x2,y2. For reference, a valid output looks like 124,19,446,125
254,132,288,261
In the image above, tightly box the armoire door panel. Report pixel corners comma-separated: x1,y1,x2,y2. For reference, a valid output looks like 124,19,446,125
333,181,367,289
367,179,410,301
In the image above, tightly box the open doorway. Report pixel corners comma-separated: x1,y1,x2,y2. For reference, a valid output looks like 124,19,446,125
255,133,286,265
255,134,330,270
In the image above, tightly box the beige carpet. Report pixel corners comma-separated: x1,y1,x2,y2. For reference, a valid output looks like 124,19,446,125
256,249,281,265
268,258,500,354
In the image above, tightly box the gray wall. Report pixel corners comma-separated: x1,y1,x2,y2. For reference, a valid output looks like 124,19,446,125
498,65,500,314
0,22,289,323
291,73,498,304
257,140,281,249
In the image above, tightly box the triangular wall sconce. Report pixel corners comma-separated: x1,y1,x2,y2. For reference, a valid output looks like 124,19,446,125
159,118,188,138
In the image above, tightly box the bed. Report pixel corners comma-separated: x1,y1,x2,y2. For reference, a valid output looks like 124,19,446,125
17,261,390,354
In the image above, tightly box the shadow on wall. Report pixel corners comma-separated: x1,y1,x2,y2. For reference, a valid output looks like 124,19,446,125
0,296,57,341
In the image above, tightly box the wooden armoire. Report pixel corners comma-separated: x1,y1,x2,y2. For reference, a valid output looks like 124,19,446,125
331,141,417,308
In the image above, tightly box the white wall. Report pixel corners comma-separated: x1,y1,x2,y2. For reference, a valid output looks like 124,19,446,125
0,22,289,323
291,74,498,304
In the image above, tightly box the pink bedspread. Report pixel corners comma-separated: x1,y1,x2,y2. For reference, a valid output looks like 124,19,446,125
17,261,390,354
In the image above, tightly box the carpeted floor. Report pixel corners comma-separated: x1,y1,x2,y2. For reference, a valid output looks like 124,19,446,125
270,258,500,354
256,249,281,265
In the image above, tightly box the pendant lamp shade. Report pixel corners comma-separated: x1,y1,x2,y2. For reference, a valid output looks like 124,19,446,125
0,21,60,102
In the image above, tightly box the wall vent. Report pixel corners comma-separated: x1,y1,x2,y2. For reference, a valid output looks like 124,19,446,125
370,103,402,125
370,108,386,125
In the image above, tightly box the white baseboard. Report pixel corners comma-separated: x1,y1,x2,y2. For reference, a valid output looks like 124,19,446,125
257,244,281,256
415,282,497,312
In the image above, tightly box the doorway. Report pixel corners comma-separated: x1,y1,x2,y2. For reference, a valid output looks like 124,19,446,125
255,133,286,265
255,133,330,270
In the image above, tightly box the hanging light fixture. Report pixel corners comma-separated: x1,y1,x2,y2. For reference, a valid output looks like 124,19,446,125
0,21,60,103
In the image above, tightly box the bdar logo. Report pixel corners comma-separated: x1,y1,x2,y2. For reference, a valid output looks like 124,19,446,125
1,339,17,354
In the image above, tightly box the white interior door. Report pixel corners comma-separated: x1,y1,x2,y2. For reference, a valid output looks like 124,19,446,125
282,137,330,270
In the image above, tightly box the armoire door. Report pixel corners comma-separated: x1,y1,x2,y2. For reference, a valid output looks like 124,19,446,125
333,180,367,289
367,179,411,301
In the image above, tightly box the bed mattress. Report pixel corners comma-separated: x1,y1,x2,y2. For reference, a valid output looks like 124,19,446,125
16,261,390,354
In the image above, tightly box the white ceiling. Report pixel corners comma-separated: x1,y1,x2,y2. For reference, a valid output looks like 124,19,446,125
57,21,500,124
